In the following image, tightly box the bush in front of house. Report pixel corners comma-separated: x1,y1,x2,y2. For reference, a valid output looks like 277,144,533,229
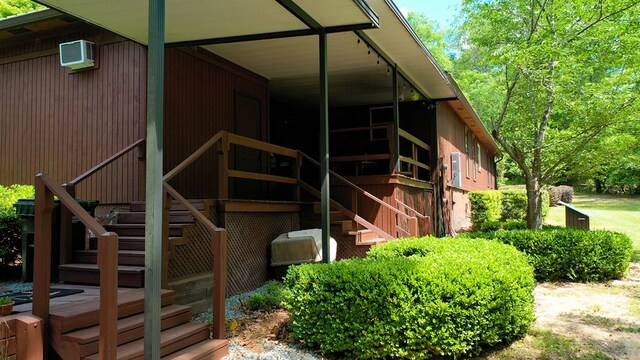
469,189,549,230
284,237,535,359
0,184,34,268
459,229,632,282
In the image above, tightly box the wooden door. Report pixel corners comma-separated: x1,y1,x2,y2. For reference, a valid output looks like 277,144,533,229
233,93,263,199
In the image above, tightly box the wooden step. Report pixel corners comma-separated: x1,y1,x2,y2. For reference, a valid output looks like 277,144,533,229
83,322,210,360
59,263,144,288
130,200,206,213
74,249,145,266
49,289,175,334
117,211,195,225
348,229,384,244
104,224,187,237
90,236,145,251
59,305,192,358
162,339,229,360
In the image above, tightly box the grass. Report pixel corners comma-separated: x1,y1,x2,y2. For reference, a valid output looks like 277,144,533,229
546,193,640,261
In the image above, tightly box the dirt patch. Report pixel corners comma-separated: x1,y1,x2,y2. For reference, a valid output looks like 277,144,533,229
534,263,640,359
227,309,291,354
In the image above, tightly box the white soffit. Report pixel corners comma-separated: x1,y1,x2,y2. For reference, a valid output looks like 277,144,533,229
362,0,455,100
38,0,377,44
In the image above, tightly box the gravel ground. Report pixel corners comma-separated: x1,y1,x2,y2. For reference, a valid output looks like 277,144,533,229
0,280,34,295
193,283,322,360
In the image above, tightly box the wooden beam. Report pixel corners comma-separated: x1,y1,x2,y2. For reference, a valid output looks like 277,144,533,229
399,128,431,151
399,156,431,171
221,201,300,213
228,133,298,158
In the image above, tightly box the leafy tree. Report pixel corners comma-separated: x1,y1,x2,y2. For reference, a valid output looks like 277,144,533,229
406,11,454,71
455,0,640,228
0,0,44,18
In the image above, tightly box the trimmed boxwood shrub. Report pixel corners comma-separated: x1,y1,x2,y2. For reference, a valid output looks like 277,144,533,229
468,191,502,228
460,229,633,282
285,237,535,359
470,189,549,230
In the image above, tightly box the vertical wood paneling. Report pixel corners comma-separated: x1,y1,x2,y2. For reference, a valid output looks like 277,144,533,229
163,48,269,199
0,27,146,204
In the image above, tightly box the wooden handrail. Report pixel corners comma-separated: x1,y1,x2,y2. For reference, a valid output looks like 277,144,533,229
228,132,298,158
164,131,225,182
395,198,429,220
399,128,430,151
34,173,118,360
67,138,145,186
299,152,409,220
399,156,431,171
162,182,227,339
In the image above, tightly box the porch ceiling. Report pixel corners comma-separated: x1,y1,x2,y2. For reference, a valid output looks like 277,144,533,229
37,0,374,44
38,0,456,108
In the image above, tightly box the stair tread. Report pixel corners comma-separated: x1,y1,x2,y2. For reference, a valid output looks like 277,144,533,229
59,263,144,273
76,249,145,256
347,229,373,235
83,322,209,360
162,339,228,360
105,223,191,229
63,304,191,344
50,289,175,333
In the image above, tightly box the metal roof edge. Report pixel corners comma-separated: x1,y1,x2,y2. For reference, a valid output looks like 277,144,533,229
0,8,62,30
443,71,501,155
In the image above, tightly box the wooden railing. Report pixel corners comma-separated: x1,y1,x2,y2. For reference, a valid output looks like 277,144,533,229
60,138,145,265
162,183,227,340
398,128,431,179
395,198,431,236
34,173,118,360
166,130,418,240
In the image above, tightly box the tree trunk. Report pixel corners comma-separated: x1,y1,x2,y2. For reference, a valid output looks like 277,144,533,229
525,176,543,229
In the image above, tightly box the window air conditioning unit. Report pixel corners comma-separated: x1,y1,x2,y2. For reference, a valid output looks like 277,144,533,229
451,152,462,188
59,40,95,70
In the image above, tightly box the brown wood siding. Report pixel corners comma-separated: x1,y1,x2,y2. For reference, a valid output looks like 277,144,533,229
437,103,495,192
0,26,146,204
164,47,269,199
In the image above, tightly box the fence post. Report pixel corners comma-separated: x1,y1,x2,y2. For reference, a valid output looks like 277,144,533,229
212,229,228,340
162,191,172,289
407,217,418,237
98,233,118,360
60,183,76,267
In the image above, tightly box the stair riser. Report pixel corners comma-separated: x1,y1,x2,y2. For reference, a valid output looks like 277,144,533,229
59,268,144,288
117,212,195,225
104,226,184,237
90,237,145,251
130,201,205,212
73,311,193,357
75,252,144,266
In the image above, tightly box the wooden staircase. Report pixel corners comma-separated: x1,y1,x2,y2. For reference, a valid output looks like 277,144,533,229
329,210,387,246
59,200,204,287
49,288,228,359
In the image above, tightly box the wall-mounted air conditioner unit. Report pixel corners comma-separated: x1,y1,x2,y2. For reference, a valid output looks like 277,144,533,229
451,152,462,188
59,40,95,70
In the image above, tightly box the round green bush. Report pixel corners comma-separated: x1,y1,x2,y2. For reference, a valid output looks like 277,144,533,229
284,237,535,359
460,229,633,282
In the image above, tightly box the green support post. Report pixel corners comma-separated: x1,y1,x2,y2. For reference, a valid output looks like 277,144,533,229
319,30,330,263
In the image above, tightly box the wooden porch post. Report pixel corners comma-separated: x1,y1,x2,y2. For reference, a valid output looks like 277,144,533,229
144,0,165,357
392,66,400,173
319,30,331,263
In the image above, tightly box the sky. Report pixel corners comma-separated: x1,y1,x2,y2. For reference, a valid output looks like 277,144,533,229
392,0,461,29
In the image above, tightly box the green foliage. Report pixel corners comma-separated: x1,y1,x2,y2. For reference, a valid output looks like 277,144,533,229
460,229,633,282
0,184,34,218
468,190,502,228
0,184,33,267
242,281,287,312
0,0,44,18
406,12,454,71
470,189,549,230
0,297,11,306
285,237,535,359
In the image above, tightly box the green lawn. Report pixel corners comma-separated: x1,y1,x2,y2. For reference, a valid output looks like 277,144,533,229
546,193,640,261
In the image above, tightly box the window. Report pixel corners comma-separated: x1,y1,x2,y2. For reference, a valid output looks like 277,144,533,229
473,137,478,181
464,127,470,178
477,143,482,172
